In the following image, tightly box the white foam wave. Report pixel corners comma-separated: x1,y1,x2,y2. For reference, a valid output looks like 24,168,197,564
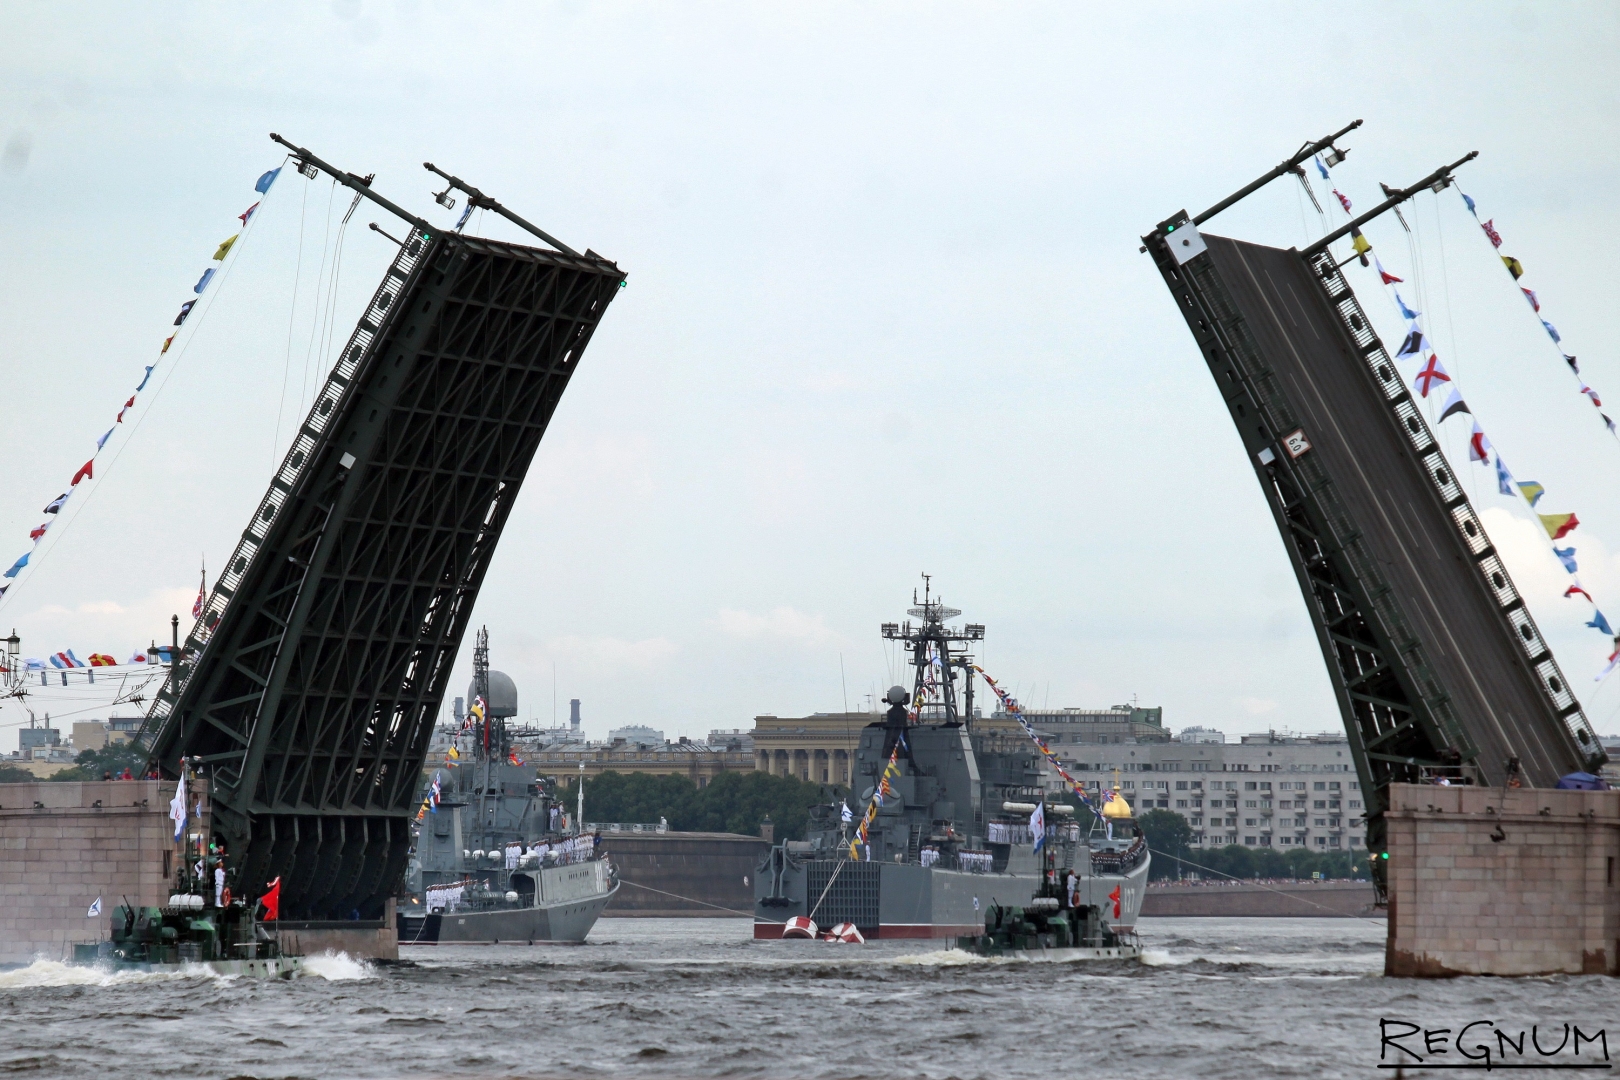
887,948,1003,967
1140,948,1182,966
299,950,375,981
0,959,213,988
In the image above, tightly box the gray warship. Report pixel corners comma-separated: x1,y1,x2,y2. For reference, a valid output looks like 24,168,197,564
397,630,617,944
754,582,1149,940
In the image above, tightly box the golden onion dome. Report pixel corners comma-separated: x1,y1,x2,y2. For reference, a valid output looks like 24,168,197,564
1101,789,1133,819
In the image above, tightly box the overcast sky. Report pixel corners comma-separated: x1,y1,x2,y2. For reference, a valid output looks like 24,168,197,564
2,2,1618,753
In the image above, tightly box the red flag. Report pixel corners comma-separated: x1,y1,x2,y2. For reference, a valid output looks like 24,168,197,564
192,586,205,619
1566,585,1594,603
28,523,47,542
71,459,93,486
1481,219,1503,248
508,749,525,766
1469,425,1492,464
239,201,259,226
259,877,281,921
1414,355,1450,397
1109,885,1122,919
1332,189,1351,213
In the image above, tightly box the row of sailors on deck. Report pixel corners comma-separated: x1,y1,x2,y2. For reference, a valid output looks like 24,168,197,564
480,834,600,869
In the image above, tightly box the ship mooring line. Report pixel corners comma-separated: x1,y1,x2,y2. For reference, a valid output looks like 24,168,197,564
807,857,848,924
615,878,778,923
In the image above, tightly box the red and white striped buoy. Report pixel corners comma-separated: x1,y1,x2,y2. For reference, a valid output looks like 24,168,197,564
824,921,865,944
781,916,818,938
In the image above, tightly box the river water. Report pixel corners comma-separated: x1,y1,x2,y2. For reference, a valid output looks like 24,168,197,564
2,917,1615,1078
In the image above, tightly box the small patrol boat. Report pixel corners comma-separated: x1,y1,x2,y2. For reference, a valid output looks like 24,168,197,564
955,895,1141,962
73,895,301,977
955,783,1145,961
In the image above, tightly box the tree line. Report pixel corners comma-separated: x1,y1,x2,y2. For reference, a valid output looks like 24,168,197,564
0,742,150,783
1136,807,1369,881
553,769,844,842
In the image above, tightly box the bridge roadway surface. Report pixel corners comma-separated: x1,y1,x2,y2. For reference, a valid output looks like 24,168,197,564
1203,233,1578,788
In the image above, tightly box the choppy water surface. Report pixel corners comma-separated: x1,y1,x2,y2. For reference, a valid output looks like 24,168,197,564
2,917,1615,1078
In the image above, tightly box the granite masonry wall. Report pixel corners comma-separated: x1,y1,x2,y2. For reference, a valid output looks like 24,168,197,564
0,780,174,965
1385,782,1620,977
1142,879,1381,918
599,831,768,917
1,780,399,963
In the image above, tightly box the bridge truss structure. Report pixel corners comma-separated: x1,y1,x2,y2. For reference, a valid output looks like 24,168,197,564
145,140,625,920
1143,127,1604,876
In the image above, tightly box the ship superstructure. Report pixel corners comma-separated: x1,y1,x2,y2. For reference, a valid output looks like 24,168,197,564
754,581,1149,939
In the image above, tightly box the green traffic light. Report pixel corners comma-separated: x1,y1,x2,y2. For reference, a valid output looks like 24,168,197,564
1380,851,1390,859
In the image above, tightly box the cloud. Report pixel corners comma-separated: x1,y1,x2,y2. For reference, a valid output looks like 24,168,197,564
508,633,678,674
1,132,32,175
716,606,845,648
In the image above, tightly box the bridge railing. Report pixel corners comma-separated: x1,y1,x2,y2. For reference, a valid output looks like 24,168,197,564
586,821,670,834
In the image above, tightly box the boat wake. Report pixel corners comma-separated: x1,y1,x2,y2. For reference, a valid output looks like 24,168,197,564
0,959,217,988
299,951,376,980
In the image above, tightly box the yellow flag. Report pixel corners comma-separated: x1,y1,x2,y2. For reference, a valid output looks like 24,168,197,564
1539,512,1579,540
213,235,238,261
1351,230,1371,256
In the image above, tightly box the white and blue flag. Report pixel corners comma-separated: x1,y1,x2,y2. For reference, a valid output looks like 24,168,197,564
1031,801,1046,852
87,896,101,918
840,801,852,825
169,773,187,841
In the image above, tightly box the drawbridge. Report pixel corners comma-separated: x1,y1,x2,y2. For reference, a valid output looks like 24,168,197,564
144,138,625,920
1143,124,1605,869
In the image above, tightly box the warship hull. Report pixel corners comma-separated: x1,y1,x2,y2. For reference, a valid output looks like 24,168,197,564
401,860,618,944
755,857,1149,939
400,883,617,944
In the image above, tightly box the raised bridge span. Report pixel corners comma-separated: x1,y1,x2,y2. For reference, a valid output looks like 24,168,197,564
1143,130,1604,871
144,141,625,921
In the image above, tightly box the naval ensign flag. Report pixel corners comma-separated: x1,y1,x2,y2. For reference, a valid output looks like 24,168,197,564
87,896,101,918
169,773,187,841
1031,802,1046,852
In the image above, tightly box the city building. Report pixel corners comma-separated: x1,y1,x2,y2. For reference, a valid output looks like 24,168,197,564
68,718,142,752
1176,726,1227,744
608,725,665,748
1057,730,1366,850
529,738,754,787
1014,705,1171,745
750,712,873,785
707,729,753,753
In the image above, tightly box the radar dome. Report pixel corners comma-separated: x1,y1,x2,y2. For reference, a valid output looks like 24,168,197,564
468,670,518,718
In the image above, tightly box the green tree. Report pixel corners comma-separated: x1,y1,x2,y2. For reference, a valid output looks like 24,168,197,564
1136,808,1192,880
46,742,149,782
0,761,38,784
556,769,842,842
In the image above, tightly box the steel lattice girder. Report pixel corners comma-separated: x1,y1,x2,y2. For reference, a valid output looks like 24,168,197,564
148,231,625,919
